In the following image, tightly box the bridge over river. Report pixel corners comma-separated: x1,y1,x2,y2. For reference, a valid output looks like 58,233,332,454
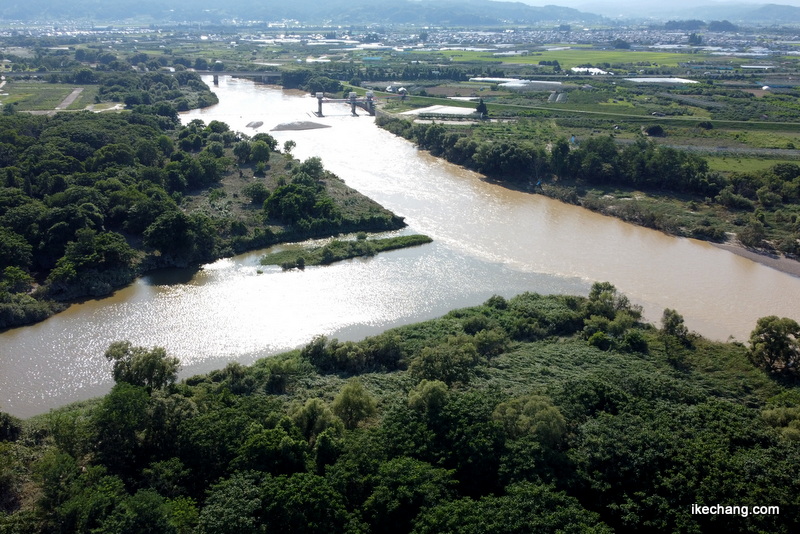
201,71,281,84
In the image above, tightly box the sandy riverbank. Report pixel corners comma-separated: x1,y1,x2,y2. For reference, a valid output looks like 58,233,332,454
712,242,800,278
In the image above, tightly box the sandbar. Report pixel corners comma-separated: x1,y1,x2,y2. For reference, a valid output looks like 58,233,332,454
271,121,331,131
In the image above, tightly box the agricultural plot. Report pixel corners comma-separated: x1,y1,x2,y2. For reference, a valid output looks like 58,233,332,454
0,80,98,111
1,81,76,110
423,48,717,69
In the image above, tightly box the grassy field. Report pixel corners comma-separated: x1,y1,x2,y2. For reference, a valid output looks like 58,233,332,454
1,81,74,109
1,80,99,110
705,156,800,173
414,48,721,69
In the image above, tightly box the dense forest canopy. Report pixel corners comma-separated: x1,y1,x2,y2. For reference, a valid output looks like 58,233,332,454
1,286,799,532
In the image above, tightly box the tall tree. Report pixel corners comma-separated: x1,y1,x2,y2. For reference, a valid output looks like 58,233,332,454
749,316,800,375
332,379,377,430
104,341,180,390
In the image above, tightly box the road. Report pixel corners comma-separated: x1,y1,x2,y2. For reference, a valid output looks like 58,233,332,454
55,87,83,110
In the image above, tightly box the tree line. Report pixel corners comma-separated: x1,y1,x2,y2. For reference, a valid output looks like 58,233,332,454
377,116,723,194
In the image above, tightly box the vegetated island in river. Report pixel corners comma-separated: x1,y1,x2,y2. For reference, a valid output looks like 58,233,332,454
271,121,332,131
2,284,799,532
0,106,404,330
261,234,433,270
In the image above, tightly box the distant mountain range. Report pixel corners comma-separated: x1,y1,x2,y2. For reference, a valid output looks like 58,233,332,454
0,0,603,25
716,3,800,22
3,0,800,26
572,1,800,24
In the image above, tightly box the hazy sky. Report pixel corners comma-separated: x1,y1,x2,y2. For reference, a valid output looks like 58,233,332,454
518,0,800,7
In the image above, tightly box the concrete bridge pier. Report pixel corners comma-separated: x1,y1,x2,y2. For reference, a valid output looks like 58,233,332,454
349,92,359,116
315,92,324,117
365,91,375,116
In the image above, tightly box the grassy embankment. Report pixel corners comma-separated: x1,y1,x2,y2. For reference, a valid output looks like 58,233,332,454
260,234,433,270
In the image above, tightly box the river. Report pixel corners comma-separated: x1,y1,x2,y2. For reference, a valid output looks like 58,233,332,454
1,75,798,418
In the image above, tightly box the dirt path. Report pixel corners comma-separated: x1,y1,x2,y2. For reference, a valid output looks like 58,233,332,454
55,87,83,110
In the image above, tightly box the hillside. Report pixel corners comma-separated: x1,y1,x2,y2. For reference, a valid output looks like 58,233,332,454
576,1,800,23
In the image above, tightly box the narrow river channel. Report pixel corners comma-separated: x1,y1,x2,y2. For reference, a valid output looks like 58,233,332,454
2,76,799,418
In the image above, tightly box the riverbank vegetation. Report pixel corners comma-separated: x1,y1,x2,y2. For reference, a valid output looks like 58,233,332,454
0,105,403,329
1,285,799,532
260,234,433,270
376,116,800,260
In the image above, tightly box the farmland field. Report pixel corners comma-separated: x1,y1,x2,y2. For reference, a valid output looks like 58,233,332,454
1,80,99,111
413,48,723,69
